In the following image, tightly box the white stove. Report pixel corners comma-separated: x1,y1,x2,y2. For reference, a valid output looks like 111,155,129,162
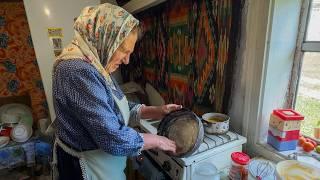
138,119,247,180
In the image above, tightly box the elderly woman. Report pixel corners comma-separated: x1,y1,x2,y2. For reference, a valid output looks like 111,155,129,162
52,3,180,180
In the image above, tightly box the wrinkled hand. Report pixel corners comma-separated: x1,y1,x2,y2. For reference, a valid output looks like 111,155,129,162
155,135,177,154
142,133,176,154
157,104,182,119
162,104,183,114
140,104,182,120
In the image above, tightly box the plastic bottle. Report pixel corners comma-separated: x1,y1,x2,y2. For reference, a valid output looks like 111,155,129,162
229,152,250,180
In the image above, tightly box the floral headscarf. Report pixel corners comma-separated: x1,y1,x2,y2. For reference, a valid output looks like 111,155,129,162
54,3,139,85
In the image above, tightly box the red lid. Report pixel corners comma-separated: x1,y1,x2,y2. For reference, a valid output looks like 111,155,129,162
273,109,304,121
231,152,250,165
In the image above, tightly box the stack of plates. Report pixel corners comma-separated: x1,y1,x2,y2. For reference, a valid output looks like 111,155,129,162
0,103,33,124
0,104,33,143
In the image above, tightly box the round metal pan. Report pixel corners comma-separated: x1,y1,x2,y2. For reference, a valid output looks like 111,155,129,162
157,108,204,158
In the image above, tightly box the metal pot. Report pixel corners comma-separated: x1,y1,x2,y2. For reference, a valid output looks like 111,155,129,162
158,108,204,158
202,113,230,134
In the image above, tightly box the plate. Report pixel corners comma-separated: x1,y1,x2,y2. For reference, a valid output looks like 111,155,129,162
0,104,33,124
0,136,10,148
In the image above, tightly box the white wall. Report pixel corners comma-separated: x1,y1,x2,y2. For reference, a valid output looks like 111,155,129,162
258,0,302,142
228,0,302,155
23,0,100,121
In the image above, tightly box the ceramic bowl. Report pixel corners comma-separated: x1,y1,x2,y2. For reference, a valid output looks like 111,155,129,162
276,160,320,179
11,123,32,143
202,113,230,134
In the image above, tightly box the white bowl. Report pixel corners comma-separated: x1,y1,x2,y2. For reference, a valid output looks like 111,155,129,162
11,123,32,143
202,113,230,134
276,160,320,179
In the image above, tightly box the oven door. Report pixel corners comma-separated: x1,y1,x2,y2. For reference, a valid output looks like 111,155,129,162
130,152,170,180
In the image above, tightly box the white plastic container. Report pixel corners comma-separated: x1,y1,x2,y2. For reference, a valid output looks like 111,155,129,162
193,162,220,180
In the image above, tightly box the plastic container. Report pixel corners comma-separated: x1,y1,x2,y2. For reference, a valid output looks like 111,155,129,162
193,162,220,180
269,109,304,131
229,152,250,180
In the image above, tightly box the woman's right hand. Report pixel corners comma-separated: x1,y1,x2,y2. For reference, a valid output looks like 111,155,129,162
141,133,176,154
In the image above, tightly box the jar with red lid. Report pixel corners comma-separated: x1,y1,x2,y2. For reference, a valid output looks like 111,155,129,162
229,152,250,180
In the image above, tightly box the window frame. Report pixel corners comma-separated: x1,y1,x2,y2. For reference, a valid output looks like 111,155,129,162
239,0,318,162
292,0,320,144
289,0,320,110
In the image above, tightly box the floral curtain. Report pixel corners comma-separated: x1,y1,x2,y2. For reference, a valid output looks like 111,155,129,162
0,2,48,121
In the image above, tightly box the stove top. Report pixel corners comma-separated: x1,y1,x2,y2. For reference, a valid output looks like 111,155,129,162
139,119,246,166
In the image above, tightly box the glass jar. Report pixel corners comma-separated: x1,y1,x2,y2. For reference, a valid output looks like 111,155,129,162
229,152,250,180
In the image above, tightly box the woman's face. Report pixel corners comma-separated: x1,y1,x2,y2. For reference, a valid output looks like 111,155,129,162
106,32,138,73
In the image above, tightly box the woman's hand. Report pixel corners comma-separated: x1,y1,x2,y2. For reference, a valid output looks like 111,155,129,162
140,104,182,120
161,104,183,115
141,133,176,154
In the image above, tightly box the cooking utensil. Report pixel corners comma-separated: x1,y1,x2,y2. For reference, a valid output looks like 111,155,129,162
158,108,204,157
249,158,275,180
202,113,229,134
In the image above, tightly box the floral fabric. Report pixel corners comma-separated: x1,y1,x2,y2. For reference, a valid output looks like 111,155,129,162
0,2,48,121
55,3,139,87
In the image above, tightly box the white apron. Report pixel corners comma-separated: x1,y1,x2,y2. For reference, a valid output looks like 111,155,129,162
52,93,130,180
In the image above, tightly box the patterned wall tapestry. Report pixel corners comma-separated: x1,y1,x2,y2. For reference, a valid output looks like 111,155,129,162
0,2,48,122
122,0,242,114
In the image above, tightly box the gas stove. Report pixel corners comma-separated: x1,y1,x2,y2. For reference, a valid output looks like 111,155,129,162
139,119,247,180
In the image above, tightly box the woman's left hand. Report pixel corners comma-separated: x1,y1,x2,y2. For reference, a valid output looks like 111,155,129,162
153,104,182,119
140,104,182,120
160,104,183,116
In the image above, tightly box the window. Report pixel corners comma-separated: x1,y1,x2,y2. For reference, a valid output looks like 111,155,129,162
294,0,320,140
237,0,320,163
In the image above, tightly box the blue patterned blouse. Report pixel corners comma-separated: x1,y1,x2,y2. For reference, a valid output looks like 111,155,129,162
52,59,144,156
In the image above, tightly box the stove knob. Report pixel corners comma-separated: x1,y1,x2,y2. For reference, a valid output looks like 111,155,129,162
162,161,171,172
